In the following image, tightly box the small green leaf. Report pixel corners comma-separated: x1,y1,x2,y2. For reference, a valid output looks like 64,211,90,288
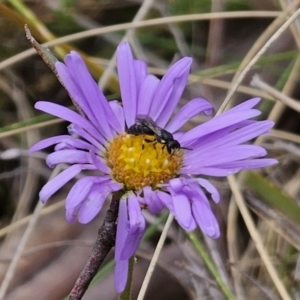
244,171,300,226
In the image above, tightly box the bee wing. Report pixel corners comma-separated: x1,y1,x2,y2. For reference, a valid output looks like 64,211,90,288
135,114,162,135
135,114,154,123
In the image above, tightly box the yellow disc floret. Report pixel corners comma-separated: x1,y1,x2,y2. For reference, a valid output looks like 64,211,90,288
106,133,183,190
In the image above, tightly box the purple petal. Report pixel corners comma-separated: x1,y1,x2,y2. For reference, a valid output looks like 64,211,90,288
77,189,108,224
186,120,274,157
65,177,94,209
137,75,160,116
29,135,70,153
187,121,251,150
109,100,125,133
180,109,261,145
56,59,113,139
197,179,220,203
66,204,81,224
180,167,242,177
35,101,105,145
166,98,214,133
55,60,92,115
117,43,137,127
46,150,91,168
121,194,145,259
216,158,278,169
39,164,82,203
134,59,147,93
60,52,119,136
110,181,124,193
168,178,184,193
228,97,261,113
156,191,174,214
115,197,129,293
143,187,165,214
180,185,199,200
148,192,165,214
115,198,128,261
68,124,104,151
90,151,111,174
169,191,194,231
65,176,109,209
115,259,129,294
57,136,99,153
54,142,71,151
184,145,267,170
172,131,184,140
192,199,220,238
150,57,192,126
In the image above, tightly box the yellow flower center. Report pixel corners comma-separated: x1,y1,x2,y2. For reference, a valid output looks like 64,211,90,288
106,133,183,190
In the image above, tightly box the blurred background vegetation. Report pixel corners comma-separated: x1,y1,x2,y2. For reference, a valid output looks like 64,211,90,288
0,0,300,299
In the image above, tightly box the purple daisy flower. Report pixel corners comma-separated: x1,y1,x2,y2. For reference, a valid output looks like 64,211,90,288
30,43,277,293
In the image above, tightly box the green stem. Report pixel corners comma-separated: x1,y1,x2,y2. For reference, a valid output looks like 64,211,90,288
186,232,235,300
119,256,135,300
8,0,43,28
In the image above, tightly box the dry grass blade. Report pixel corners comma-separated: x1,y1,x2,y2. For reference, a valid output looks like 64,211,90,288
218,5,300,114
271,129,300,144
0,118,62,139
227,175,291,300
137,214,174,300
265,53,300,123
0,11,281,71
251,75,300,113
98,0,154,89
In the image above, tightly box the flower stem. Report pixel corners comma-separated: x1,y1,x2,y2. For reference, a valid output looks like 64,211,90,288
68,192,122,300
186,232,235,300
119,256,135,300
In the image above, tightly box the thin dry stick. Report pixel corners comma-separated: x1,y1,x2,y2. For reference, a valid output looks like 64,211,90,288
99,0,154,89
251,75,300,113
219,0,300,113
153,1,190,58
0,165,63,300
0,118,62,139
137,214,174,300
7,77,41,221
218,0,300,112
227,175,292,300
0,11,281,71
205,0,225,68
227,200,246,300
0,78,40,222
197,77,270,99
271,129,300,144
69,194,120,300
279,0,300,48
217,6,300,115
266,54,300,123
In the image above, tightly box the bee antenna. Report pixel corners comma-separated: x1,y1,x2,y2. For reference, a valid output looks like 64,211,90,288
181,147,192,151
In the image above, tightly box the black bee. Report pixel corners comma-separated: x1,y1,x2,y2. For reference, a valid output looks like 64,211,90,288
127,115,190,155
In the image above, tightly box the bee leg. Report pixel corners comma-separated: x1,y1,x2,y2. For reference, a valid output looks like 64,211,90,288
144,138,155,143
